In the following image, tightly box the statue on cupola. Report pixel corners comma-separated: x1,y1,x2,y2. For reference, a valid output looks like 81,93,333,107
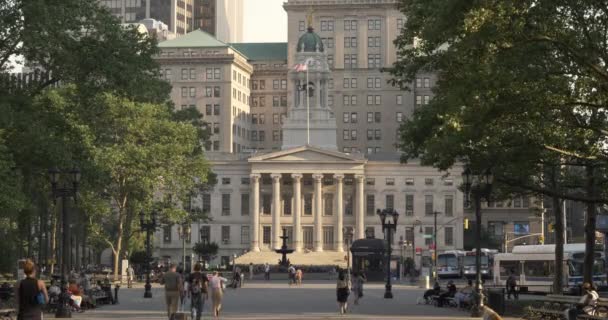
282,8,337,151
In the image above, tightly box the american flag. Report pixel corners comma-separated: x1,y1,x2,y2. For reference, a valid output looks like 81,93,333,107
293,62,308,72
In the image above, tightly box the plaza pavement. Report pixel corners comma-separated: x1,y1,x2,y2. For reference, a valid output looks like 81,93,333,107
47,281,522,320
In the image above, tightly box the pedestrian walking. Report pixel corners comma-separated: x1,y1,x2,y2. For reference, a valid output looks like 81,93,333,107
127,265,135,288
209,271,227,318
15,259,48,320
295,269,302,286
161,264,183,319
264,263,270,281
249,263,253,281
336,269,350,314
288,265,296,286
187,263,208,320
351,272,366,305
506,271,518,300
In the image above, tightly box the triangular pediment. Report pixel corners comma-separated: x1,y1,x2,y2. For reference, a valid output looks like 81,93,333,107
248,145,365,163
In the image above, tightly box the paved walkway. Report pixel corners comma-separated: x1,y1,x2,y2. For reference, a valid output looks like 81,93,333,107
47,281,520,319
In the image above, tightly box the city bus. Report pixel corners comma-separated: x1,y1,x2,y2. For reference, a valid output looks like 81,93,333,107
463,248,498,279
437,250,466,278
493,244,606,293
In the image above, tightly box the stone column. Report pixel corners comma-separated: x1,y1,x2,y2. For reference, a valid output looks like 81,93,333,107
313,174,324,252
292,174,303,252
271,173,282,250
355,175,365,239
250,174,261,252
335,174,344,252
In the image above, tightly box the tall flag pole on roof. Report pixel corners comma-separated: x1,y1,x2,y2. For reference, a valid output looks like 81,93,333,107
294,58,314,145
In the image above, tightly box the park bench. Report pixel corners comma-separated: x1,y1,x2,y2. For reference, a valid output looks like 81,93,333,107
526,295,608,320
90,288,111,305
526,295,579,319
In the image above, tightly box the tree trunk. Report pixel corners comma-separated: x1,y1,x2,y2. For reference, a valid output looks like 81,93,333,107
584,165,597,284
50,209,58,274
553,197,564,294
550,166,564,294
113,208,125,281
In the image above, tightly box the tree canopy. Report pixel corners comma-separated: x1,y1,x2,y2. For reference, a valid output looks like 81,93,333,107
0,0,211,277
390,0,608,283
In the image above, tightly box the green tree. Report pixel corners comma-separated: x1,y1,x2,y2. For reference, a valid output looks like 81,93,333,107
390,0,608,286
193,242,219,269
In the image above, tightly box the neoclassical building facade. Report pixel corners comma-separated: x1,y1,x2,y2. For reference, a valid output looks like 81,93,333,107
154,14,466,268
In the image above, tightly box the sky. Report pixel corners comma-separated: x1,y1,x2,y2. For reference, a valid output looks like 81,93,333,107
243,0,288,42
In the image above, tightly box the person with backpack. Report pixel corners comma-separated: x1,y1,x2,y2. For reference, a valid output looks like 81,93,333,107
187,263,208,320
15,259,48,320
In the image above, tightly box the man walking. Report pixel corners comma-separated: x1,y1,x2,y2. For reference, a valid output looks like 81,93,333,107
264,263,270,281
161,264,183,319
127,265,134,288
249,263,254,281
188,263,208,320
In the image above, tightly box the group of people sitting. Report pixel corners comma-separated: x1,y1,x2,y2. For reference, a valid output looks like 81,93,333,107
422,280,476,308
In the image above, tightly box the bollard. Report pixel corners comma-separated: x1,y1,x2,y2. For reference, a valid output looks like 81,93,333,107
418,275,430,289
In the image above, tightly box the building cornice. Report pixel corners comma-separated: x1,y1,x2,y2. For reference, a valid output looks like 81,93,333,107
284,0,398,10
155,54,253,74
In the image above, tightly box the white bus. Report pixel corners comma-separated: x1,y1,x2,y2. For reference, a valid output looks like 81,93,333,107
493,244,606,293
463,248,498,279
437,250,466,278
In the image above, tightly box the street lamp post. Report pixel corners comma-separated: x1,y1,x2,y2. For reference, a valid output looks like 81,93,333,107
139,210,158,298
49,167,81,318
462,168,493,317
377,208,399,299
177,223,192,274
411,220,422,274
431,211,441,282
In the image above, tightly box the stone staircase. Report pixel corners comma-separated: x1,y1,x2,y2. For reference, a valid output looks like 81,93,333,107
234,250,347,267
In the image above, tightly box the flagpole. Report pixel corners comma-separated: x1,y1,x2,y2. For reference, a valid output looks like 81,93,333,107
306,64,310,145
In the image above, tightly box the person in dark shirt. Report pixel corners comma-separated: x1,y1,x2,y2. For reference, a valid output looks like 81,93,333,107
15,259,48,320
187,263,208,320
437,281,457,307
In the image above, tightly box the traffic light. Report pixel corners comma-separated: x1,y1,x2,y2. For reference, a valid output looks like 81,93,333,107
464,218,469,230
539,235,545,244
548,223,554,233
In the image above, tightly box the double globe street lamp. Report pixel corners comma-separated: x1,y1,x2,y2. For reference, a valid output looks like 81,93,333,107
377,208,399,299
49,167,81,318
462,168,493,316
139,210,158,298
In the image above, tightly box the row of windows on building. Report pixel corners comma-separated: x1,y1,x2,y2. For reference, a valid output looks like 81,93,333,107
251,96,288,108
251,79,287,91
194,192,455,220
162,224,250,246
180,86,221,98
217,176,452,187
251,113,287,125
232,70,249,88
177,67,222,81
337,94,414,106
342,112,406,123
299,18,403,32
163,223,454,248
320,36,383,50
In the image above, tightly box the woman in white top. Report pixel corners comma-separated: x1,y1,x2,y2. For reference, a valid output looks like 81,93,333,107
209,271,227,318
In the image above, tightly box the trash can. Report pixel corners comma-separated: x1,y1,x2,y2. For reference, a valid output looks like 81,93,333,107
486,288,505,315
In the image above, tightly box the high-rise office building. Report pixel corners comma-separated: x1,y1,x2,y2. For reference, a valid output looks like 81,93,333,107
99,0,194,35
99,0,243,41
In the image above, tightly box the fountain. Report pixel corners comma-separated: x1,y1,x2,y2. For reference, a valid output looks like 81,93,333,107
275,228,294,266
